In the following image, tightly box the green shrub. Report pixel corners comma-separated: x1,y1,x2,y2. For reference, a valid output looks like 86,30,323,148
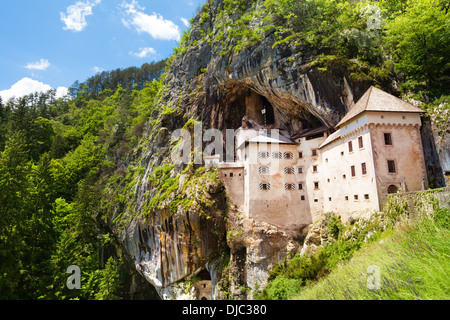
324,239,362,269
327,215,343,239
260,276,303,300
268,249,328,282
433,207,450,229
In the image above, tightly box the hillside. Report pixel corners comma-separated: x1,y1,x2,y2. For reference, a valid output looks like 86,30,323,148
0,0,449,300
294,210,450,300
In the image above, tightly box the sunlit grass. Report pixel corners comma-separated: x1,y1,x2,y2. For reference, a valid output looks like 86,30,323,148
292,214,450,300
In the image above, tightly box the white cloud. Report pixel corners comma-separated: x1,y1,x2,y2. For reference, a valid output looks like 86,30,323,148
129,47,157,58
121,0,181,41
56,87,70,98
92,66,104,73
180,17,190,27
61,0,101,32
25,59,51,71
0,78,69,102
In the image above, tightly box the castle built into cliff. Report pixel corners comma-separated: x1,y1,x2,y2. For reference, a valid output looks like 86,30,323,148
209,86,428,230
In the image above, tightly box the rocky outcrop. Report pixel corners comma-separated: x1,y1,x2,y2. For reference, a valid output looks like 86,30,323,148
166,15,370,134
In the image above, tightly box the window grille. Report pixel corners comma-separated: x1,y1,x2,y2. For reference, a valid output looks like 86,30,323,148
258,152,270,159
283,152,294,159
272,152,282,159
260,183,271,190
259,167,270,174
284,167,295,174
284,183,295,190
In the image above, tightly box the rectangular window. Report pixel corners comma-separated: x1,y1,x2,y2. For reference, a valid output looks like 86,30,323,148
285,183,295,190
298,167,304,174
361,162,367,175
364,194,370,200
230,173,234,178
284,167,295,174
258,152,270,159
358,136,364,149
312,149,318,156
348,141,353,153
298,183,303,190
351,165,356,177
313,165,318,173
388,160,396,173
354,195,359,201
329,197,332,201
343,174,346,179
260,183,271,190
314,182,319,190
284,152,294,159
259,167,270,175
298,152,303,159
272,152,282,159
384,133,392,145
301,196,306,201
345,196,349,201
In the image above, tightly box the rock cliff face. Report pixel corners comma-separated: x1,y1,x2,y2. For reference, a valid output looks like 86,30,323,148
111,0,448,300
165,7,369,134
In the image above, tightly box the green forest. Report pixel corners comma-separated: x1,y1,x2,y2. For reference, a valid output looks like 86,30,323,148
0,0,449,300
0,61,165,299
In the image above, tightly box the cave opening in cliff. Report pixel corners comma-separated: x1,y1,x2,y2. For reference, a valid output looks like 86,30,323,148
219,87,276,131
198,269,211,281
220,86,325,132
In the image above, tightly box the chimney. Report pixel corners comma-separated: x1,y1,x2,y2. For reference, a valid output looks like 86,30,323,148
242,116,247,129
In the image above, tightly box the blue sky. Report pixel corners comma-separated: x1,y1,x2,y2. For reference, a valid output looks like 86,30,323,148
0,0,204,101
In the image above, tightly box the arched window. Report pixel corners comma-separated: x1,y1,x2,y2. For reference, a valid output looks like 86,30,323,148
388,185,398,194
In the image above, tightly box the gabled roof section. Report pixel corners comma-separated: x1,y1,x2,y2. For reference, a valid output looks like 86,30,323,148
319,130,341,149
237,132,296,149
336,86,425,127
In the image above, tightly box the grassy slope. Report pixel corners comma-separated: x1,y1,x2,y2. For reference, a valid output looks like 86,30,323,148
292,212,450,300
